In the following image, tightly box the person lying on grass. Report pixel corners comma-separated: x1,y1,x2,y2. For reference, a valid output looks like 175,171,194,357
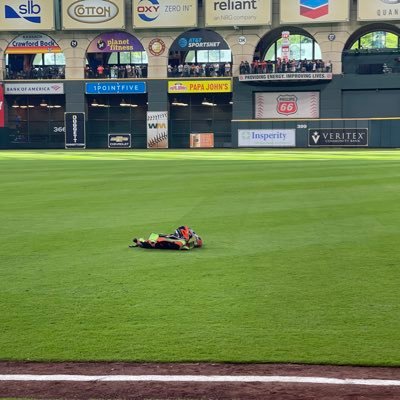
130,226,203,250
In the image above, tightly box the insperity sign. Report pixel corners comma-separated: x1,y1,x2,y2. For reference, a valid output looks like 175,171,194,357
62,0,125,30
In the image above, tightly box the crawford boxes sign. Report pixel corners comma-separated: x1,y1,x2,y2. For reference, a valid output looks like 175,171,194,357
308,128,368,147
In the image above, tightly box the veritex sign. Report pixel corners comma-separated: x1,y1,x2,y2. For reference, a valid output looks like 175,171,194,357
308,129,368,147
205,0,271,26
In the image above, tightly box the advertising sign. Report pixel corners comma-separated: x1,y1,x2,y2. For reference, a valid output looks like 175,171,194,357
170,29,230,51
205,0,271,27
147,111,168,148
240,73,332,81
280,0,350,24
308,128,368,147
65,112,86,149
62,0,125,30
281,31,290,62
358,0,400,21
86,31,144,53
238,129,296,147
5,33,62,54
5,83,64,95
133,0,197,28
168,80,232,93
190,133,214,148
108,134,131,148
255,92,319,119
86,82,147,94
0,0,55,31
0,84,4,128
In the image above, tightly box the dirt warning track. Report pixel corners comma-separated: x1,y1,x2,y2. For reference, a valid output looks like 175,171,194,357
1,361,400,399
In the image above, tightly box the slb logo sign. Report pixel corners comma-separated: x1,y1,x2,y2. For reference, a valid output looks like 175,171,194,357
5,0,41,23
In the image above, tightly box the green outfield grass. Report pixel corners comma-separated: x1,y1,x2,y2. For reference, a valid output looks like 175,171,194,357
0,149,400,366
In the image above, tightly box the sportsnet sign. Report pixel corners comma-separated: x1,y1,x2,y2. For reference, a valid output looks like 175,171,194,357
238,129,296,147
308,128,368,147
0,0,55,30
133,0,197,28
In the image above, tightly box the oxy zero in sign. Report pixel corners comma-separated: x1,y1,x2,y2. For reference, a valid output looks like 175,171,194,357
276,95,298,115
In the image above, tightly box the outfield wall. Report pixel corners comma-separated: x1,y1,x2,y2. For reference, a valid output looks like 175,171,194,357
231,118,400,148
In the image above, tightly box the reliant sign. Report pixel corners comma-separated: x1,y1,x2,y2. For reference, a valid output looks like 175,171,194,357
280,0,349,24
62,0,125,30
133,0,197,28
308,128,369,147
0,0,55,31
358,0,400,21
5,83,64,94
168,80,232,93
238,129,296,147
205,0,271,27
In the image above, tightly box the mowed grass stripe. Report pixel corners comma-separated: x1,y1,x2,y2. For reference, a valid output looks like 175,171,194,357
0,150,399,365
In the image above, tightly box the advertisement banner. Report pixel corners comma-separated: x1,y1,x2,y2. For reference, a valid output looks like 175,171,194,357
86,81,146,94
62,0,125,30
238,129,296,147
5,33,61,54
280,0,350,24
108,134,131,148
147,112,168,149
308,128,368,147
0,84,4,128
5,83,64,95
255,92,319,119
170,29,230,51
0,0,55,31
240,73,333,81
168,80,232,93
86,32,144,53
190,133,214,148
358,0,400,21
205,0,271,27
133,0,197,28
65,112,86,149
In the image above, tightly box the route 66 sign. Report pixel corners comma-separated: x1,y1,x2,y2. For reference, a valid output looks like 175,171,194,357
276,95,298,115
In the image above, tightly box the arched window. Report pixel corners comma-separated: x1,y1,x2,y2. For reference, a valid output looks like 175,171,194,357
350,31,400,50
264,34,322,61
